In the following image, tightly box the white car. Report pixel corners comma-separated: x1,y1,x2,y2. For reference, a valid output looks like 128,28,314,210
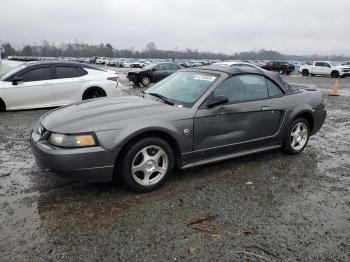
95,57,108,64
212,61,262,69
0,61,121,111
122,60,137,68
299,61,350,78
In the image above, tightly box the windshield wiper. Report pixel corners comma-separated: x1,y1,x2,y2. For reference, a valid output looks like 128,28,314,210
147,92,174,106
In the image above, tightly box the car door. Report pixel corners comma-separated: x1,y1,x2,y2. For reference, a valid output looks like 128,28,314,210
313,62,324,75
4,65,55,109
193,74,283,161
52,65,88,105
322,62,332,75
152,63,169,82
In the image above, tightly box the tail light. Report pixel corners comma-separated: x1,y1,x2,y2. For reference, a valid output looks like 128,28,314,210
107,76,119,82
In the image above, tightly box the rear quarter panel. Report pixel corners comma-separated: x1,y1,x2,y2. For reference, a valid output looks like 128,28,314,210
276,89,323,138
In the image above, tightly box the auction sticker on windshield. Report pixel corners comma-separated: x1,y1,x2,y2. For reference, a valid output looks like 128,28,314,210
194,75,216,81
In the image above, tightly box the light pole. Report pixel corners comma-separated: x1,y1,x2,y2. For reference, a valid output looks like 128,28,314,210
0,47,4,73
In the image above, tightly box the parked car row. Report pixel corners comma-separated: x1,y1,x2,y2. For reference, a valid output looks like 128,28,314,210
7,56,350,78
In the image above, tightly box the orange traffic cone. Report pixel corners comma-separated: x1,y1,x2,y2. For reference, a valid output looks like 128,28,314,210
329,80,340,96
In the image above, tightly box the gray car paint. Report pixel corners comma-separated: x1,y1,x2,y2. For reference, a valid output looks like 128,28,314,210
32,66,326,182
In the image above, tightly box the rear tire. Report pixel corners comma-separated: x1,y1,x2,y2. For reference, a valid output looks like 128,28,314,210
302,69,309,76
82,87,106,100
283,118,310,154
118,137,174,192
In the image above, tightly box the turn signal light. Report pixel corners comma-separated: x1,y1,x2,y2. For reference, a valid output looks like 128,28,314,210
107,76,119,82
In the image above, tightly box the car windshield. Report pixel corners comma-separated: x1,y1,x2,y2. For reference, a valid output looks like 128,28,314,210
143,63,157,70
145,71,218,108
0,63,27,80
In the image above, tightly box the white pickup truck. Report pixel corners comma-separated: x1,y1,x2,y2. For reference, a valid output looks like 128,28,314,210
299,61,350,78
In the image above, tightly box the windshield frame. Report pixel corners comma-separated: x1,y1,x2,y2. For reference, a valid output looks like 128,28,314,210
0,63,27,80
144,70,220,108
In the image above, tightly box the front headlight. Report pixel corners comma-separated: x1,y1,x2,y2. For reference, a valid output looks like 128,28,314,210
48,133,97,148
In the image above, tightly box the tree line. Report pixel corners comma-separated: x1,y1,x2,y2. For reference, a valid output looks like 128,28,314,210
1,40,349,61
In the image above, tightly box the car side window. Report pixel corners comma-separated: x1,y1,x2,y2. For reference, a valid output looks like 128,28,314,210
315,62,322,67
265,78,283,97
18,67,52,82
168,63,179,70
158,64,168,70
77,67,88,76
55,66,79,79
213,75,268,103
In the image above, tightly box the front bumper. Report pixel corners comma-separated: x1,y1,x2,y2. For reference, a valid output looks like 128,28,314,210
31,131,120,182
340,71,350,77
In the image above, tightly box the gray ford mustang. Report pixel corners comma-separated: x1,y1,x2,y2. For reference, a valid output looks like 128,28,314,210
31,66,326,192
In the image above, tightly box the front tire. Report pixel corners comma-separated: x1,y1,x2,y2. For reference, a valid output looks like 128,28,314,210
141,76,151,87
119,137,174,192
283,118,310,154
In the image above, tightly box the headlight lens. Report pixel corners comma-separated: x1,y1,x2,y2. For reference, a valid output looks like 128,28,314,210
48,133,97,148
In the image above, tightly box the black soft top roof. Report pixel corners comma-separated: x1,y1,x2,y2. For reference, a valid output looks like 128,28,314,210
184,65,294,93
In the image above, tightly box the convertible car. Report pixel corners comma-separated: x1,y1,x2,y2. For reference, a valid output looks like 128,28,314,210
31,66,326,192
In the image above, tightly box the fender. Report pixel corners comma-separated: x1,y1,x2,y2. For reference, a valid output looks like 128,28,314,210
95,119,193,153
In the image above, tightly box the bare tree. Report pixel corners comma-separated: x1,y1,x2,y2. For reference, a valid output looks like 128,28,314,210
145,42,157,58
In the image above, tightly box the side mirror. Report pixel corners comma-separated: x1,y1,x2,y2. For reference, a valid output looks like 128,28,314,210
12,76,24,85
207,95,229,108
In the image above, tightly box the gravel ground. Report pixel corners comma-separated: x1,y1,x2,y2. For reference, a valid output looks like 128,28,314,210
0,74,349,261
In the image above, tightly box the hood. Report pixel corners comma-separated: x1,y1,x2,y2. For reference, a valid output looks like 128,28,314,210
128,68,147,74
41,96,190,133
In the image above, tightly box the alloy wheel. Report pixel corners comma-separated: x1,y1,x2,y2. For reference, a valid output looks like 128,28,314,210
131,145,168,186
142,77,151,86
290,122,308,151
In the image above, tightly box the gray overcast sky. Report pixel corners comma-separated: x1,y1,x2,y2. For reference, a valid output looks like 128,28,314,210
0,0,349,55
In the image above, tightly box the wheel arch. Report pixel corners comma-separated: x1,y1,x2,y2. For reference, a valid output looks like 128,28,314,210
331,70,340,76
291,110,314,134
139,72,152,81
115,128,182,172
0,97,6,111
81,85,107,99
